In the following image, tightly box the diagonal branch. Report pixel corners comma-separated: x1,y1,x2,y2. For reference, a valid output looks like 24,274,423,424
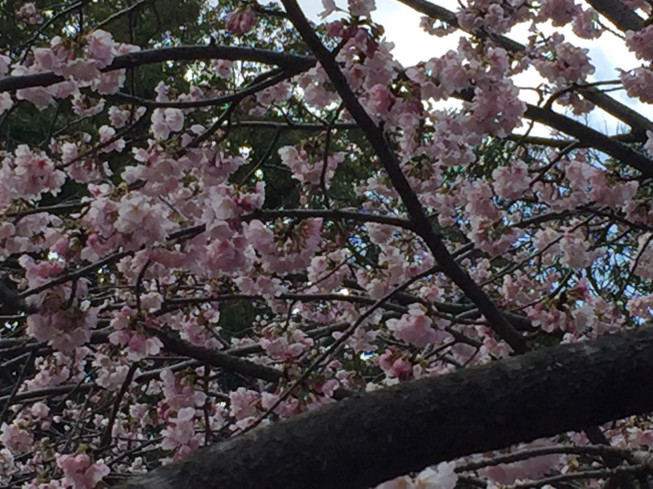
280,0,529,353
585,0,646,31
397,0,653,141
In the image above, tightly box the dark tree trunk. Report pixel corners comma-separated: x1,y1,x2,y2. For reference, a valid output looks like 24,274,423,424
118,326,653,489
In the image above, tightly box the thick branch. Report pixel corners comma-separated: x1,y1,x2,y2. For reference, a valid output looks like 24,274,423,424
119,325,653,489
525,104,653,178
585,0,645,31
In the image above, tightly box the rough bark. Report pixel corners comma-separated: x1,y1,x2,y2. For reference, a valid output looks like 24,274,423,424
585,0,645,31
118,326,653,489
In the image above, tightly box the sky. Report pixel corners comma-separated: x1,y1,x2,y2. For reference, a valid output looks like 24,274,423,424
291,0,653,139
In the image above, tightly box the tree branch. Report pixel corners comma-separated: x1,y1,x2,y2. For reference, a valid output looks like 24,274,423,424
118,325,653,489
0,45,315,93
280,0,529,354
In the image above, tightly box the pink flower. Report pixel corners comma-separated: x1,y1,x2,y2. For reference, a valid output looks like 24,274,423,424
278,146,343,187
538,0,579,26
572,8,600,39
93,69,125,94
229,388,260,420
161,407,197,450
260,329,314,361
320,0,338,19
114,193,175,249
348,0,376,16
626,24,653,62
386,305,439,347
645,130,653,156
0,53,11,77
11,144,66,199
150,108,184,139
415,462,457,489
30,402,50,419
15,2,42,25
0,422,34,453
56,453,110,489
160,369,207,411
378,350,413,379
60,58,99,82
86,30,115,67
225,7,257,34
492,160,530,200
98,125,125,153
0,92,13,114
533,40,594,85
26,307,97,352
621,67,653,103
108,106,131,127
368,84,394,113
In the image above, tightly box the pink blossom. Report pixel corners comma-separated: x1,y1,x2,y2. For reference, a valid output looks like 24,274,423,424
211,59,232,77
386,304,439,347
229,388,260,420
278,146,343,187
621,67,653,103
348,0,376,17
378,350,413,379
482,442,561,484
114,193,176,249
533,40,594,85
93,69,125,94
110,329,163,361
368,83,394,113
0,422,34,453
59,58,99,82
203,226,252,274
94,354,130,391
415,462,458,489
559,233,600,269
628,294,653,319
108,106,132,127
56,453,110,489
538,0,579,26
160,369,207,411
320,0,338,19
86,30,115,67
26,307,97,352
261,392,300,417
260,328,314,361
15,2,42,24
0,92,12,114
10,144,66,199
72,94,106,116
492,160,530,200
161,407,197,450
30,402,50,419
572,8,601,38
151,108,184,139
225,7,257,34
0,53,10,77
98,125,125,153
626,25,653,61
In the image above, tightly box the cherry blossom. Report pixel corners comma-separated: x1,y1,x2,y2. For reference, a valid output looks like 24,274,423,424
1,1,653,488
56,454,110,489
